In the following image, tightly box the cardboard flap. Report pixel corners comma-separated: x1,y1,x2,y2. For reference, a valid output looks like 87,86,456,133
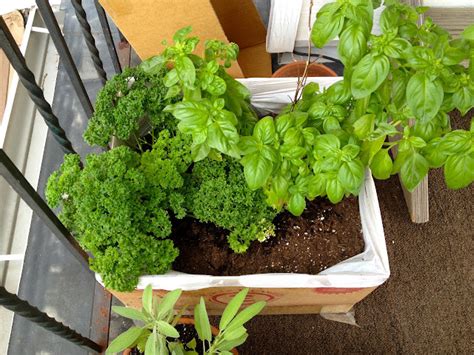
210,0,267,49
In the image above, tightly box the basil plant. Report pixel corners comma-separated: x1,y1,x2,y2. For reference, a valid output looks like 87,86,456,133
240,0,474,215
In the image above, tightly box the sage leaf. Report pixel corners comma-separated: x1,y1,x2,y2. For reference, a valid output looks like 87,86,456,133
194,297,212,342
219,288,249,331
106,327,144,354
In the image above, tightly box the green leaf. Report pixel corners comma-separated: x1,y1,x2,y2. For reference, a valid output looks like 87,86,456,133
206,75,227,96
191,143,210,161
400,152,429,191
175,56,196,86
166,101,209,134
254,117,276,144
384,38,411,58
223,326,247,341
452,86,474,116
423,138,448,168
106,327,144,354
156,321,180,338
444,153,474,189
217,334,249,352
307,174,326,199
145,329,157,355
225,301,266,333
157,289,182,319
370,149,393,180
311,6,344,48
351,54,390,99
461,23,474,41
241,153,273,190
360,135,385,165
314,134,340,156
164,69,179,87
338,160,364,194
112,306,146,322
439,130,471,155
326,178,344,203
288,193,305,216
194,297,212,342
338,24,367,66
406,72,444,121
219,288,249,331
353,114,375,139
207,119,240,155
142,285,153,315
165,85,181,99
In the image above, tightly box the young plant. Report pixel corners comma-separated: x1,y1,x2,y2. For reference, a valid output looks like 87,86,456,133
140,26,258,161
106,287,265,355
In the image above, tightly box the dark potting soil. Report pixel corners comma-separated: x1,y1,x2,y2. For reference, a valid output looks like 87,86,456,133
172,196,364,275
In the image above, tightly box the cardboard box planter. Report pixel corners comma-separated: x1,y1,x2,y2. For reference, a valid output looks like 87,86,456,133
99,77,390,315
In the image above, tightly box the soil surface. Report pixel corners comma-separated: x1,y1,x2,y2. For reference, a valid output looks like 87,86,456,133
172,197,364,275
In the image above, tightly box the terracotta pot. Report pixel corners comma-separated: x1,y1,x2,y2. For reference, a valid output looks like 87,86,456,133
272,61,337,78
122,318,238,355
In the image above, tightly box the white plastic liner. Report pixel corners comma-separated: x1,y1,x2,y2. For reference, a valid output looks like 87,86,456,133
96,78,390,291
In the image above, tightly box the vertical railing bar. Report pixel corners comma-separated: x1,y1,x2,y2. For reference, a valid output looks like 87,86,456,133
70,0,108,85
93,0,122,74
36,0,94,118
0,149,90,270
0,17,76,155
0,286,102,353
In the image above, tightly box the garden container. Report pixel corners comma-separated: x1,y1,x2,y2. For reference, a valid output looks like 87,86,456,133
98,77,390,315
101,171,389,315
272,61,337,78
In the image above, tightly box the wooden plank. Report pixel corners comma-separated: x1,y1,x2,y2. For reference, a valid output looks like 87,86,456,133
426,7,474,38
0,50,9,122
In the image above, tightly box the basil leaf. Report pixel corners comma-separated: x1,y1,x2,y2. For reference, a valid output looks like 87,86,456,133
311,7,344,48
353,113,375,139
326,178,344,203
338,160,364,194
461,23,474,41
406,72,443,122
444,153,474,189
422,138,448,168
288,193,306,216
254,117,276,144
370,149,393,180
241,153,273,190
314,134,340,156
338,24,367,66
175,56,196,86
452,86,474,116
164,69,179,87
384,38,411,58
400,152,429,191
351,54,390,99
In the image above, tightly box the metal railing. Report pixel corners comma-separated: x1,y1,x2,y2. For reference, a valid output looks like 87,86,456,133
0,0,122,352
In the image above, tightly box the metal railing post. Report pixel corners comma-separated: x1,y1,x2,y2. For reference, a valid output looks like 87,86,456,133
0,17,76,155
71,0,108,85
94,0,122,74
36,0,94,118
0,149,89,270
0,286,102,353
